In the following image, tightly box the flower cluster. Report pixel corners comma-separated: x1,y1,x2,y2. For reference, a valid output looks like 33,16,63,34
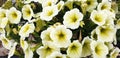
0,0,120,58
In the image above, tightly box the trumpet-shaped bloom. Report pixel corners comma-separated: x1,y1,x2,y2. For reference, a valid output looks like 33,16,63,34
50,25,72,48
63,8,83,29
40,6,59,21
24,47,33,58
36,42,60,58
91,29,98,40
67,40,82,58
96,25,116,42
7,7,21,24
82,0,98,12
81,37,92,57
97,0,111,11
0,35,12,50
8,42,17,58
46,52,66,58
20,39,28,51
0,8,7,19
0,18,8,28
90,40,108,58
57,1,64,11
19,22,35,37
90,10,107,26
42,0,58,8
22,4,34,21
110,47,120,58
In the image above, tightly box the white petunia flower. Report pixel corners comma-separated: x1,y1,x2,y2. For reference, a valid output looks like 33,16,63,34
67,40,82,58
20,39,28,51
46,52,66,58
41,29,53,44
105,42,113,50
7,7,21,24
36,42,60,58
50,25,72,48
0,9,8,28
91,29,98,40
81,37,92,57
24,47,33,58
90,40,108,58
42,0,58,8
96,25,116,42
110,47,120,58
22,4,34,21
63,8,83,29
19,22,35,37
57,1,64,11
8,42,17,58
90,10,107,26
40,5,59,21
0,35,12,50
97,0,111,11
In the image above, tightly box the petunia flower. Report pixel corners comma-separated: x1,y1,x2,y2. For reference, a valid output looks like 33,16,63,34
7,7,21,24
40,5,59,21
8,42,17,58
22,4,34,21
96,25,116,42
81,37,92,57
57,1,64,11
50,25,72,48
110,47,120,58
42,0,58,8
24,47,33,58
63,8,83,29
19,22,35,37
90,10,107,26
46,52,66,58
67,40,82,58
20,38,28,51
90,40,108,58
36,42,60,58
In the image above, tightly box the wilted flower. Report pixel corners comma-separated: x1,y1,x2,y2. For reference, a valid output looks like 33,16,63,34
110,47,120,58
36,42,60,58
91,40,108,58
81,37,92,57
50,25,72,48
22,4,34,21
8,42,17,58
7,7,21,24
90,10,107,26
63,8,83,29
67,40,82,58
19,22,35,37
40,5,58,21
46,52,66,58
96,25,116,42
97,0,111,11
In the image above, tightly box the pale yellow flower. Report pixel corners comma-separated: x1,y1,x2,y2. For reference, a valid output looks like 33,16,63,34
0,18,8,28
57,1,64,11
63,8,83,29
40,5,59,21
91,29,98,40
50,25,72,48
90,10,107,26
97,0,111,11
19,22,35,37
96,25,116,42
22,4,34,21
110,47,120,58
90,40,108,58
0,8,6,19
46,52,66,58
24,47,33,58
7,7,21,24
67,40,82,58
42,0,58,8
20,38,28,51
36,42,60,58
81,37,92,57
8,42,17,58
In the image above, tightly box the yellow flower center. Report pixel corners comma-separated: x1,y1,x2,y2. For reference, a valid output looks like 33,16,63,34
94,14,102,22
12,12,17,19
23,25,30,32
47,10,53,16
101,4,108,10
